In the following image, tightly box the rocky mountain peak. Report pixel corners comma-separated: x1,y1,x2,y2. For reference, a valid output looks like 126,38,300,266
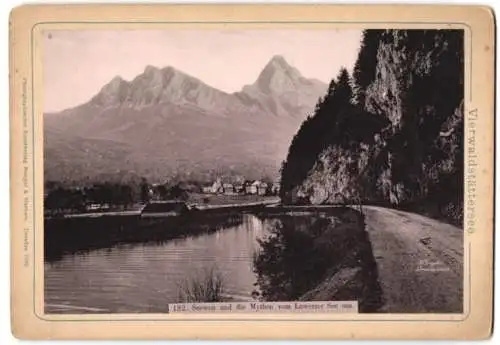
103,75,127,91
91,75,129,107
90,65,211,108
144,65,160,74
82,57,326,118
268,55,291,68
255,55,304,93
142,65,178,81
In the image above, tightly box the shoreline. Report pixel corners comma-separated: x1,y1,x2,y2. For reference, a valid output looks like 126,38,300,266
46,196,280,219
43,204,357,263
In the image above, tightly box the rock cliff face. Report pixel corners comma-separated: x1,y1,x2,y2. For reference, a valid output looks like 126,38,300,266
280,30,464,224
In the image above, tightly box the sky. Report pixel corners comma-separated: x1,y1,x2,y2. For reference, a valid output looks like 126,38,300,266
43,29,363,112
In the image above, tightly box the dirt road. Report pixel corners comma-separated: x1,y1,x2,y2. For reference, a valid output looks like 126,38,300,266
363,206,463,313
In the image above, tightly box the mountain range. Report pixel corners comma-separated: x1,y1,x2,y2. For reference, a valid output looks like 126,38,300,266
44,55,327,184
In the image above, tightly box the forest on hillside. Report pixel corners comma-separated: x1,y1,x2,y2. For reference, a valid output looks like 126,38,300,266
279,29,464,225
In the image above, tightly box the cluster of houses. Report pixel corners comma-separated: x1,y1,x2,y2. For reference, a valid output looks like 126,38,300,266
201,179,279,196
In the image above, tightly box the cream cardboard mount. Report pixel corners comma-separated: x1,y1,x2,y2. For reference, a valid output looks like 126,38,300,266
9,4,495,340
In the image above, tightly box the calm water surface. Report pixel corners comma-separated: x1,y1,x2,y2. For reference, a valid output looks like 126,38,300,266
44,214,268,313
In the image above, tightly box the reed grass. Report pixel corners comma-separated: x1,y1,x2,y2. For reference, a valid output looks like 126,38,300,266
177,267,225,303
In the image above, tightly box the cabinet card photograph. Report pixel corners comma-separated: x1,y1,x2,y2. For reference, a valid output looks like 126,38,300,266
10,4,494,340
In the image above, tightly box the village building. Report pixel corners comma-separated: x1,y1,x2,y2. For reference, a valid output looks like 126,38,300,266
244,180,258,194
202,178,273,196
234,183,244,194
210,179,224,194
201,185,213,194
257,182,268,196
271,182,280,195
223,183,235,195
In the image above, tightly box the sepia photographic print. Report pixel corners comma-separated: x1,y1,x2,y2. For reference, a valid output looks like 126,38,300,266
10,4,494,340
42,27,465,315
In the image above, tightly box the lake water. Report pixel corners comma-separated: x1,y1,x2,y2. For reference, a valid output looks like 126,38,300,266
44,214,269,313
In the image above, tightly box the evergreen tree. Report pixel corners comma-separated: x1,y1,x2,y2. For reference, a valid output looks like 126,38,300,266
140,177,150,202
326,79,336,97
280,68,356,202
352,30,384,106
331,67,353,105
